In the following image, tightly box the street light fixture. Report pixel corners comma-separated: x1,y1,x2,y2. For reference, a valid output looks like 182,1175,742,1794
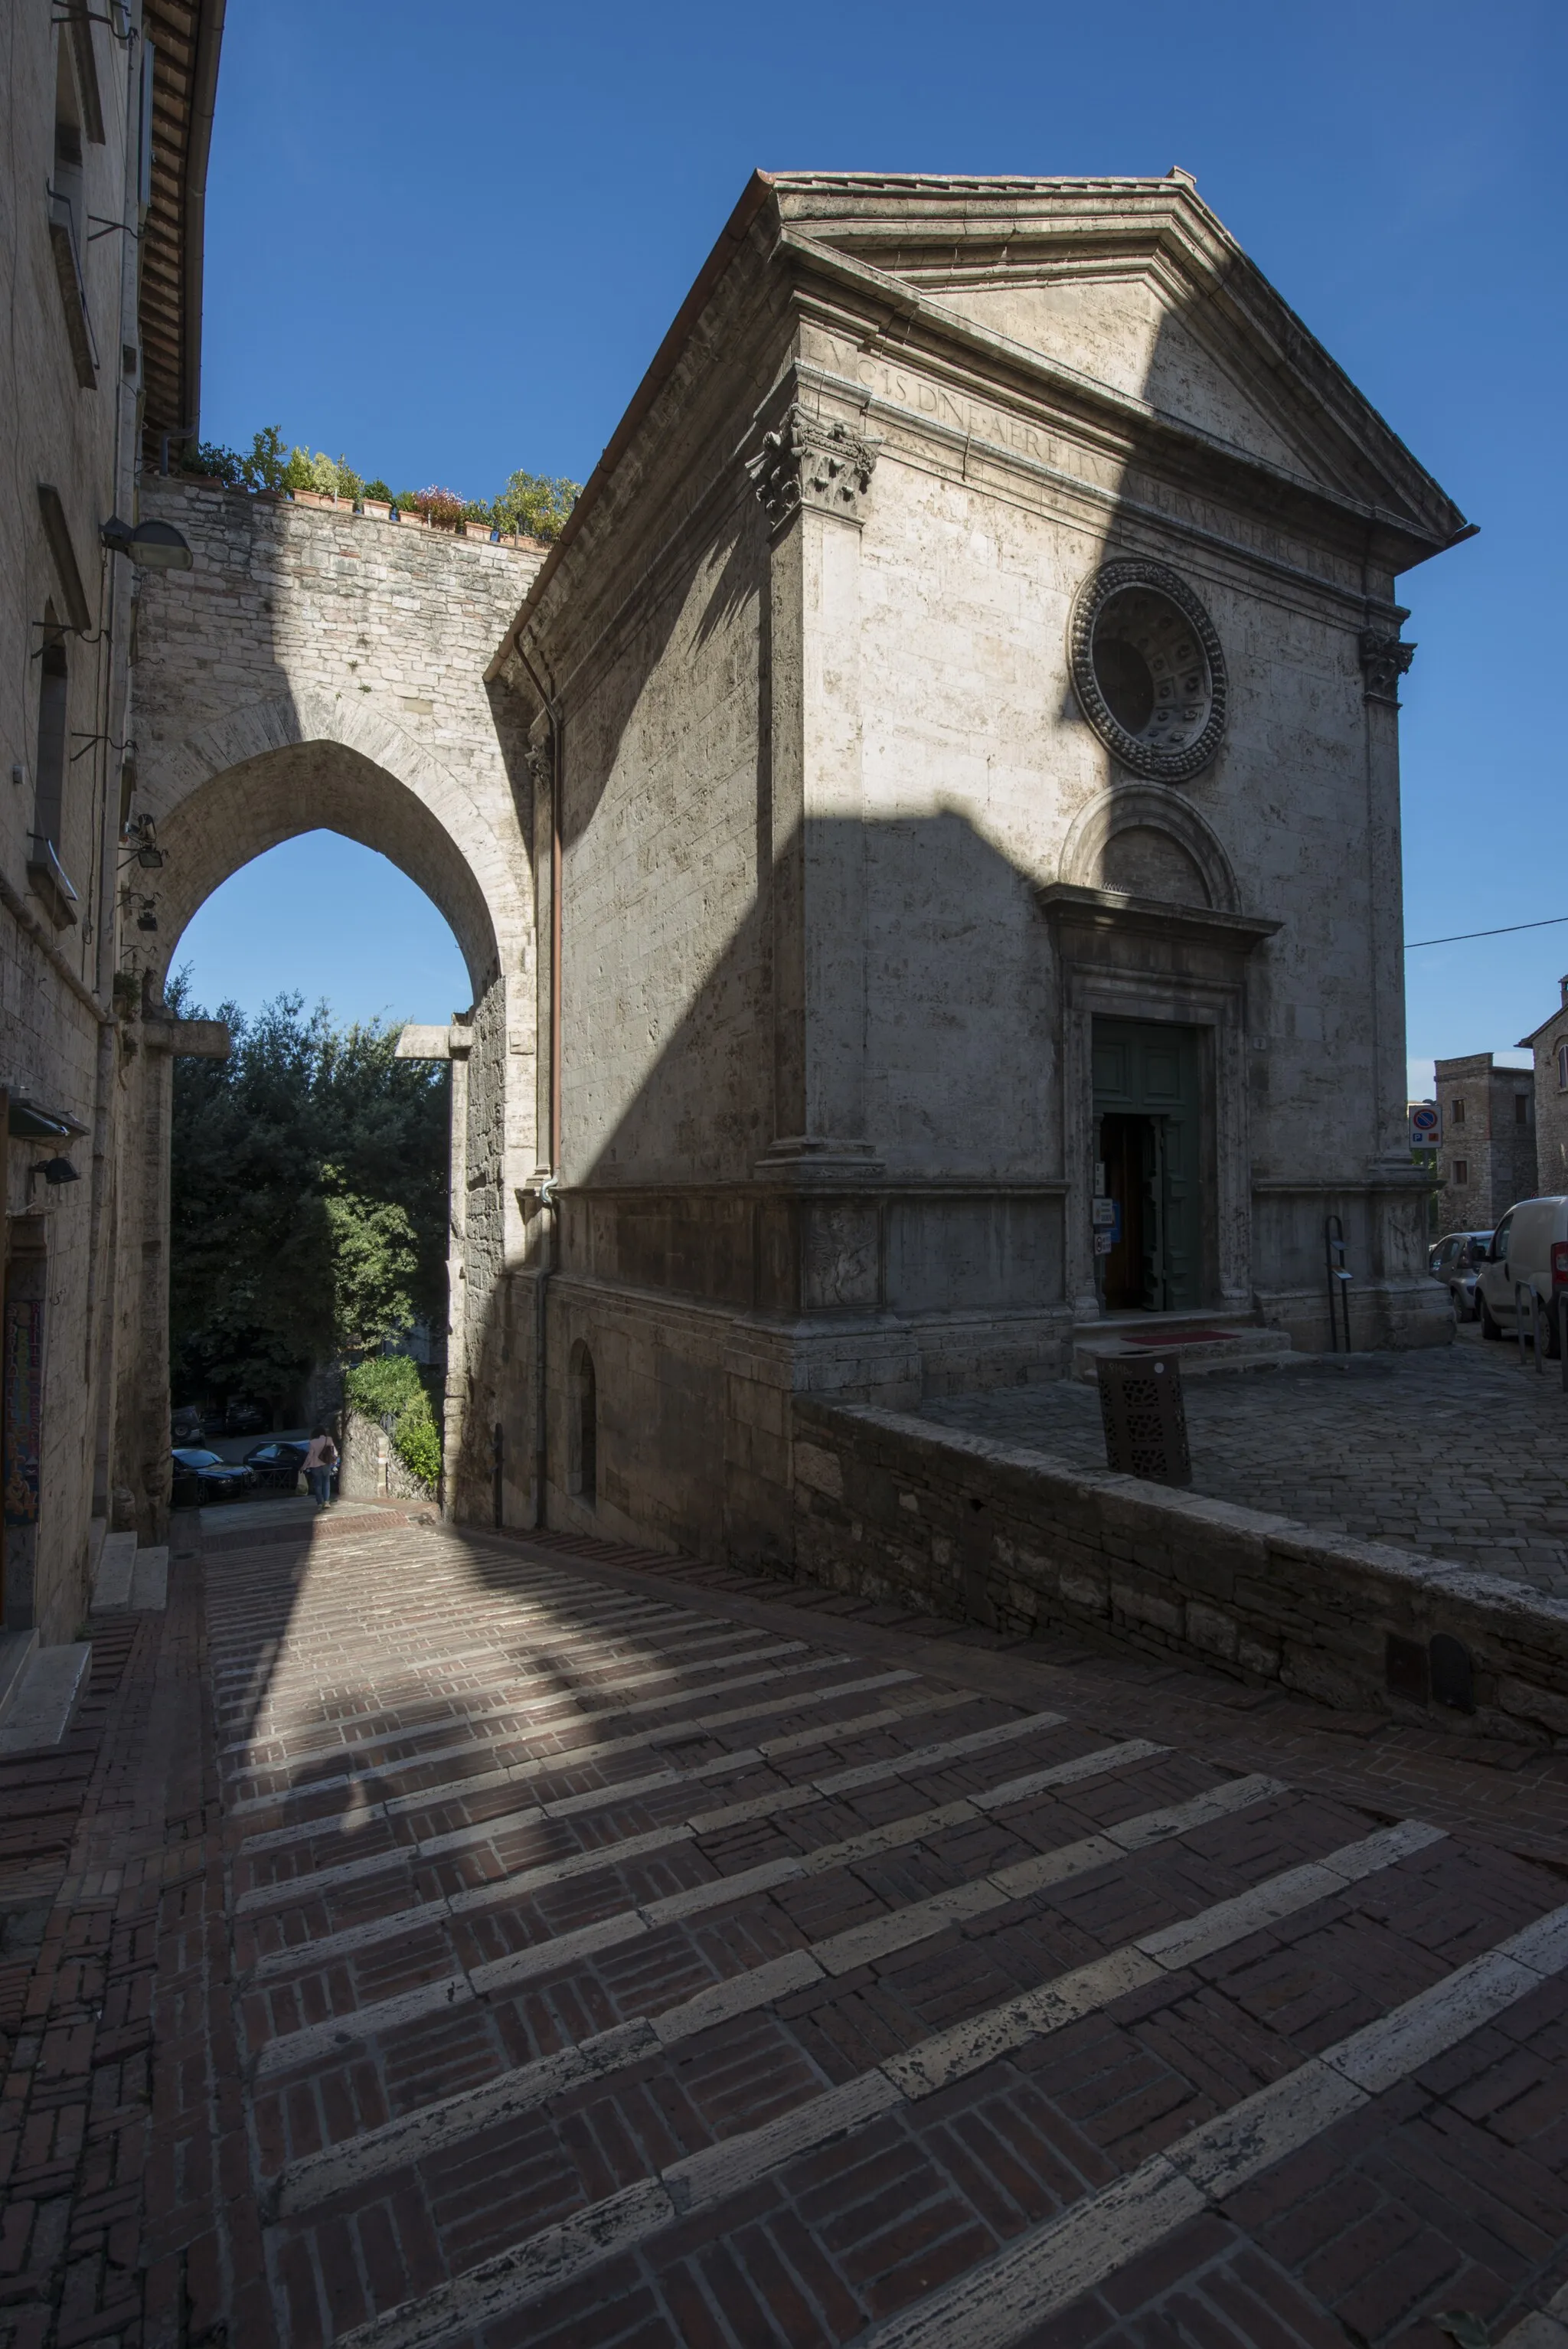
100,515,192,570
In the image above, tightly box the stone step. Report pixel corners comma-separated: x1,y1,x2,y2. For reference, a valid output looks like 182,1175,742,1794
92,1534,169,1613
0,1631,41,1730
130,1545,168,1612
1072,1320,1295,1383
93,1531,138,1610
0,1642,91,1755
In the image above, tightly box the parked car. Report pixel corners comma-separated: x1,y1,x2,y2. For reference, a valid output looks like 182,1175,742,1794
170,1448,255,1507
171,1403,206,1446
243,1439,310,1490
224,1400,269,1434
1429,1230,1493,1322
1473,1197,1568,1354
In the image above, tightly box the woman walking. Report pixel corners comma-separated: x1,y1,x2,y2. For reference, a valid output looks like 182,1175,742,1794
303,1426,338,1511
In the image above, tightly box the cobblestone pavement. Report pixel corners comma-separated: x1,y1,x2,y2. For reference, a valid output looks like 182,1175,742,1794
8,1507,1568,2347
924,1325,1568,1599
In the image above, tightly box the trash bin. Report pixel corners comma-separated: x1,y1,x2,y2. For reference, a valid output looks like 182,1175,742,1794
1097,1352,1191,1488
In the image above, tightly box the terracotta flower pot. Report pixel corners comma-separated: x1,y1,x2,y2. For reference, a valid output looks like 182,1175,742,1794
361,501,391,521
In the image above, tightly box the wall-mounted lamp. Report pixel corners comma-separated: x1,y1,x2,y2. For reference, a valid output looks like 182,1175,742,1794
119,814,164,870
32,1156,81,1188
100,515,192,570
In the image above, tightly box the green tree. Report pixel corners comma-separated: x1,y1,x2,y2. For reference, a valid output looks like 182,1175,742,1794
322,1183,419,1357
240,426,288,492
492,469,580,541
168,985,449,1415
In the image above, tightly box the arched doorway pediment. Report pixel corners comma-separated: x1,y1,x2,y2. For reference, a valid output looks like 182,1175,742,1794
1058,785,1241,915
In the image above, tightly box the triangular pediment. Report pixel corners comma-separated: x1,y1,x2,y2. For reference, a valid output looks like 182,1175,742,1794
767,174,1467,548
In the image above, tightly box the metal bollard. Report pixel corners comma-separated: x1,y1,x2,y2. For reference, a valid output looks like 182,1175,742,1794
1097,1353,1191,1488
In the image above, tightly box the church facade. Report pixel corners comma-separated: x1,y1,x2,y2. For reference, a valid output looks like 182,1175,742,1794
491,171,1472,1566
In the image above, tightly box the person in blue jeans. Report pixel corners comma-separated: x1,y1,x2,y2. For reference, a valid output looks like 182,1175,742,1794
303,1427,338,1509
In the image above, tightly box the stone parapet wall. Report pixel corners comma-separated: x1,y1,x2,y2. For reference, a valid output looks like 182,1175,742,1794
338,1408,434,1505
790,1394,1568,1747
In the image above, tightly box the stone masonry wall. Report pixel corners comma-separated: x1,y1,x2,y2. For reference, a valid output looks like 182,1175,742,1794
1524,983,1568,1200
3,4,140,1641
791,1393,1568,1747
339,1407,434,1505
1434,1054,1537,1234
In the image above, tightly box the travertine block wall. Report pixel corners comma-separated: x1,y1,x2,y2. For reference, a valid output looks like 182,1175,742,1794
792,1394,1568,1746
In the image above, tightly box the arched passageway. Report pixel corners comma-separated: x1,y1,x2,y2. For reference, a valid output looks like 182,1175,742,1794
107,485,545,1535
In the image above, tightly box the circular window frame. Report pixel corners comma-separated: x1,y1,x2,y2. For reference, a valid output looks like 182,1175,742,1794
1069,559,1228,783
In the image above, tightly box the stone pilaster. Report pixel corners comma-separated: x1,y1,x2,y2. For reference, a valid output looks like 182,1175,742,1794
1360,621,1419,1174
749,401,881,1181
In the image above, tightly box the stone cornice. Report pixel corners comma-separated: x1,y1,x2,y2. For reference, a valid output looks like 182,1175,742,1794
792,359,1405,627
1036,883,1281,959
773,227,1469,565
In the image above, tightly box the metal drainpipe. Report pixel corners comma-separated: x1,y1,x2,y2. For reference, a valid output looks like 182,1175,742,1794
514,633,562,1530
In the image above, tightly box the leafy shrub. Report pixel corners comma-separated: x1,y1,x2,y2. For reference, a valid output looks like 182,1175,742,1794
282,445,315,492
181,439,244,485
344,1352,442,1490
413,485,466,528
309,449,341,498
363,479,394,505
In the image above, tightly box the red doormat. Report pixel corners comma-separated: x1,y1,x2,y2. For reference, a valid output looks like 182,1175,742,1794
1115,1328,1234,1346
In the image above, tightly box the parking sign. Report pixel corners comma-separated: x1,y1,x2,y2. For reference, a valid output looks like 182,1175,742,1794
1409,1102,1441,1148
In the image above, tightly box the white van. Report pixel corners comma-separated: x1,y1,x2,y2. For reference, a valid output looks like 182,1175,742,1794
1474,1195,1568,1353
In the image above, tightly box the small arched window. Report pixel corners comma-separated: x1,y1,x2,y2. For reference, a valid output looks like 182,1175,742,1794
568,1341,596,1507
1557,1042,1568,1093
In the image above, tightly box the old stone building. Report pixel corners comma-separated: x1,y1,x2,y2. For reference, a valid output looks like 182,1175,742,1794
2,1,224,1652
1518,982,1568,1198
490,170,1472,1567
6,131,1480,1628
1432,1051,1537,1233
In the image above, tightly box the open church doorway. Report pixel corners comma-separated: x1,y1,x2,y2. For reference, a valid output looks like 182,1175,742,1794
1091,1017,1204,1313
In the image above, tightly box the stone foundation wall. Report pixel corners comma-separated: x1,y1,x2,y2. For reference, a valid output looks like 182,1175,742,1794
790,1394,1568,1746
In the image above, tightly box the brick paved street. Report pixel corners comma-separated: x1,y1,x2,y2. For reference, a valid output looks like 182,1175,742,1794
926,1326,1568,1599
4,1505,1568,2345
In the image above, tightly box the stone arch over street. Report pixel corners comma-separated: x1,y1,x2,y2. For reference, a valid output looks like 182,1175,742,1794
109,485,548,1533
147,706,518,1001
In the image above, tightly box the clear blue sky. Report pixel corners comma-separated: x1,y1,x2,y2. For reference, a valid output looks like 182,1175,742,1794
183,0,1564,1093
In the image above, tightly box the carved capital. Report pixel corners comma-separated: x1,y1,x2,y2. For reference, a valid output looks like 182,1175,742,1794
747,405,879,531
1359,629,1416,705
